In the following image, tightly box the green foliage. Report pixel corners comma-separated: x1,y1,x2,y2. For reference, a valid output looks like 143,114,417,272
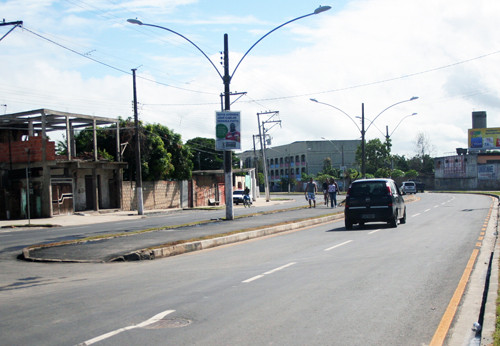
391,169,405,178
355,138,391,175
301,172,314,182
405,169,419,178
316,173,333,184
392,154,410,172
257,172,265,186
56,137,67,156
322,157,336,176
186,138,218,169
72,117,192,181
374,168,392,178
346,168,361,181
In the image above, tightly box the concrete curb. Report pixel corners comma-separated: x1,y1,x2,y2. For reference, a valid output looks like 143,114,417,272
114,213,344,262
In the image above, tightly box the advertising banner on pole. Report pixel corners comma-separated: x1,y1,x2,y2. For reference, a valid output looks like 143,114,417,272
215,111,241,151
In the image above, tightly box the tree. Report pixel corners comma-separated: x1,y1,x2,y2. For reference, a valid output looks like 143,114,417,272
72,118,192,181
413,132,435,173
405,169,419,179
185,137,223,171
143,123,192,180
391,169,405,178
322,157,335,176
356,138,391,175
374,167,391,178
392,154,409,172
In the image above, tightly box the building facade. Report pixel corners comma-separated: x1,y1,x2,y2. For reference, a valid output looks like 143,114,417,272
238,140,360,190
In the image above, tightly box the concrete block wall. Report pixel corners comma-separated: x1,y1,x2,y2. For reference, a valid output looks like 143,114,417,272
122,180,181,211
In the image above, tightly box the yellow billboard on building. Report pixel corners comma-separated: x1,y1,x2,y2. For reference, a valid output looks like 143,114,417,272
468,128,500,150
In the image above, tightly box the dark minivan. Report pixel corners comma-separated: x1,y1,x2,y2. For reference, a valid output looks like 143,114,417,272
344,178,406,229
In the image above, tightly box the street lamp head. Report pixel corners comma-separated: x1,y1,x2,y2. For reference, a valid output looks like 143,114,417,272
410,96,419,101
127,18,143,25
411,112,417,116
314,5,332,14
310,98,318,103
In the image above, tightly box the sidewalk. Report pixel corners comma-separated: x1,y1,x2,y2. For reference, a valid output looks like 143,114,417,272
0,196,294,229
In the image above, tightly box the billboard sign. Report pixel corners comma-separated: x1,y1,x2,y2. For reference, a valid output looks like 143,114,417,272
468,127,500,150
215,111,241,150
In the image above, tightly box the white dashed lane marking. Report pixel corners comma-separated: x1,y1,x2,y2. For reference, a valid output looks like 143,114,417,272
324,240,353,251
242,262,297,283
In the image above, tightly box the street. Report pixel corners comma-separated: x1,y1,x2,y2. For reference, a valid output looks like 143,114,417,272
0,193,495,345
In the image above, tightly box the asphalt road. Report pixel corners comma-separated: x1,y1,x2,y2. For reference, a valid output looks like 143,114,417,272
0,193,496,345
0,194,318,261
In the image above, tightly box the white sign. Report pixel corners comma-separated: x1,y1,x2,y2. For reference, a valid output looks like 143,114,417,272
478,164,497,180
215,111,241,150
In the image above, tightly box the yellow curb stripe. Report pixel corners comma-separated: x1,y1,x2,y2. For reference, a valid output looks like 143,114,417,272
430,248,479,346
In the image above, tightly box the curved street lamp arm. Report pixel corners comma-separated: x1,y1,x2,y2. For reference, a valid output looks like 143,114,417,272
127,20,223,80
231,6,331,80
358,116,385,137
365,96,418,133
310,98,361,132
389,113,417,137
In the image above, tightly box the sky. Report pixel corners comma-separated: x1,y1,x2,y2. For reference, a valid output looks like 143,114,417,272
1,0,499,159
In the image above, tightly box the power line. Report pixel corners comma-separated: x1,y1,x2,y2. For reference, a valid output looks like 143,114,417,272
21,26,218,95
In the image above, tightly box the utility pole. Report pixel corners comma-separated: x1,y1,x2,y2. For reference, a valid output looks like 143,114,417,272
0,20,23,42
257,111,280,202
132,69,144,215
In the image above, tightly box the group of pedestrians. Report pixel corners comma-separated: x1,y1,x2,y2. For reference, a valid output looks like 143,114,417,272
304,177,339,208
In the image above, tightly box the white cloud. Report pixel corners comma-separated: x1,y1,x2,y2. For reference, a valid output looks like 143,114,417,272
1,0,499,159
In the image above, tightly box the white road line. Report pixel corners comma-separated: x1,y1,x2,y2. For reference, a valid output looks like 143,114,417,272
434,205,440,208
324,240,353,252
424,209,431,213
242,262,297,283
412,213,421,217
242,275,264,283
78,310,175,345
263,262,297,275
368,229,382,234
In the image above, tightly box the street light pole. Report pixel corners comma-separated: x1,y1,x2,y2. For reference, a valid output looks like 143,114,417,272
128,6,331,219
361,103,366,178
310,97,418,179
222,34,233,218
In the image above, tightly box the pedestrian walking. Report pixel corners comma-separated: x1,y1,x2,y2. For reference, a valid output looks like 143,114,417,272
305,178,318,208
328,178,338,208
322,180,329,206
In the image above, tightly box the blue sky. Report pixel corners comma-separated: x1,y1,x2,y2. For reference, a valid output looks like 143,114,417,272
1,0,499,158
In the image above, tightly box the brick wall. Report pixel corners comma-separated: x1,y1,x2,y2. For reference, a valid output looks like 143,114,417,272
0,137,56,163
